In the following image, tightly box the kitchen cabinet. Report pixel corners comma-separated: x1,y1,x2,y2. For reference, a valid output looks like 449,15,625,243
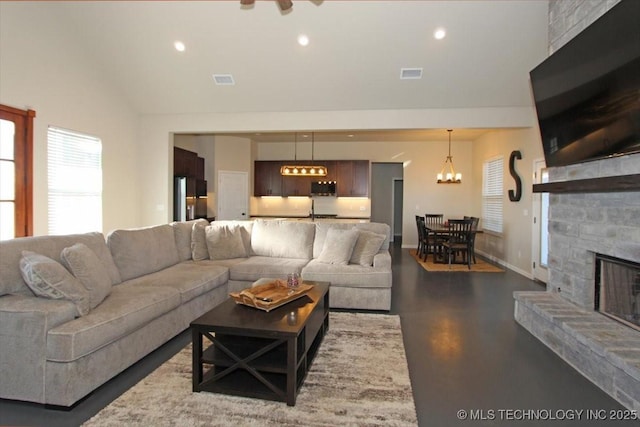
174,147,207,220
282,163,313,197
336,160,369,197
254,160,368,197
254,161,283,196
174,147,198,177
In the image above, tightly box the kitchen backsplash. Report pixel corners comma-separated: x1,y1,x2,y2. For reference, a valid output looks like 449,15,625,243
250,196,370,218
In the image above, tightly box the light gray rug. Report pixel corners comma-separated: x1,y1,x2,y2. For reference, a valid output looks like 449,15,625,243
83,312,417,426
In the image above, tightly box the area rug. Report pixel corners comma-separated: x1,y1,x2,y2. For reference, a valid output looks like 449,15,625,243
83,312,417,427
409,249,504,272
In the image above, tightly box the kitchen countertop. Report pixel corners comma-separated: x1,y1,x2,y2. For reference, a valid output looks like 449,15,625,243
250,215,370,223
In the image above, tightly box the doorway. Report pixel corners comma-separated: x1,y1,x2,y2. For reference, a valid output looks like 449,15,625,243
217,170,249,220
392,179,404,240
532,158,549,284
0,105,34,239
371,163,404,242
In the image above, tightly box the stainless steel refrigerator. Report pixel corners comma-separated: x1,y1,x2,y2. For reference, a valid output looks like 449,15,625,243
173,176,195,221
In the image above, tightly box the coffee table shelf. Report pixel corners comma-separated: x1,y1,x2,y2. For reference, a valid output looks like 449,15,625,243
191,281,330,406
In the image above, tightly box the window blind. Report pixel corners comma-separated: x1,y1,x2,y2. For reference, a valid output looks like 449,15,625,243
47,126,102,235
482,156,503,233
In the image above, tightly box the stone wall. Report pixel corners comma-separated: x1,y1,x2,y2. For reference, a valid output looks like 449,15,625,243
545,0,639,310
514,0,640,411
549,0,621,53
547,156,640,309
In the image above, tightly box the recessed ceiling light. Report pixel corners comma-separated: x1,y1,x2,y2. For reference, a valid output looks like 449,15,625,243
434,28,446,40
347,134,354,138
297,34,309,46
174,41,186,52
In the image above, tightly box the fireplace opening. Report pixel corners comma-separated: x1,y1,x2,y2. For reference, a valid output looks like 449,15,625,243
595,254,640,331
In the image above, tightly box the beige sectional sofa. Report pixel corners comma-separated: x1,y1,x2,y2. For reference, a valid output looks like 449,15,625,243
0,219,391,407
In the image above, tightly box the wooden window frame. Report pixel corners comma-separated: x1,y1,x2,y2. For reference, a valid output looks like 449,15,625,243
0,104,35,237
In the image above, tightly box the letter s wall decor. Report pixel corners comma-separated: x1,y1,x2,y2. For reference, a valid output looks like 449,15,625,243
508,150,522,202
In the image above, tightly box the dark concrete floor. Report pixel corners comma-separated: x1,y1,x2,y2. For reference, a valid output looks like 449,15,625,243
0,240,631,426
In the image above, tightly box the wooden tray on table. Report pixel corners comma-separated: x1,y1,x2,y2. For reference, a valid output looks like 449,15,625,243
229,279,314,312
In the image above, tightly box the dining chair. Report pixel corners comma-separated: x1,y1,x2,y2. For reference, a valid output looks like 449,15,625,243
424,214,446,261
441,218,473,269
464,216,480,264
415,215,425,257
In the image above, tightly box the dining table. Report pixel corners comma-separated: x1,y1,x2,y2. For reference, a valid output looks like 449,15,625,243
424,219,482,264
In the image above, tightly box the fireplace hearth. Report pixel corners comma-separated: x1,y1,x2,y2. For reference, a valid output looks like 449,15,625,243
595,254,640,331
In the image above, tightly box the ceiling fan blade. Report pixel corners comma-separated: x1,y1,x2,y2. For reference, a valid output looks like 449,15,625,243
277,0,293,11
240,0,255,5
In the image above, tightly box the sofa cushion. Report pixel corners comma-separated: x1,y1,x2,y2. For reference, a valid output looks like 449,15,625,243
205,224,247,260
313,222,390,259
251,220,314,260
60,243,112,309
193,221,254,261
302,259,392,288
18,251,90,316
212,220,254,256
170,219,209,262
317,228,359,265
229,256,310,282
191,221,209,261
123,261,229,304
350,229,386,266
0,232,121,296
107,224,180,281
46,282,181,362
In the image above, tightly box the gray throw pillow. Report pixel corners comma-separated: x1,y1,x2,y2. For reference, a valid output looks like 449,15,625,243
191,221,209,261
350,229,386,266
19,251,90,316
61,243,112,309
317,228,359,265
205,224,248,260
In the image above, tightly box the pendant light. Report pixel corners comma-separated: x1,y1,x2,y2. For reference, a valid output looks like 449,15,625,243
436,129,462,184
280,132,328,177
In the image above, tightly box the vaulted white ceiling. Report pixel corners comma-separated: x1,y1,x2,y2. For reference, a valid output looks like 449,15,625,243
50,0,549,120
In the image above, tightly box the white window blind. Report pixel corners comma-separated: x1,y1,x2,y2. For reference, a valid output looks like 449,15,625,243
48,127,102,235
482,156,503,233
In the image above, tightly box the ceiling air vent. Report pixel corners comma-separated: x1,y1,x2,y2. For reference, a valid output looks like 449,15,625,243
213,74,235,85
400,68,423,80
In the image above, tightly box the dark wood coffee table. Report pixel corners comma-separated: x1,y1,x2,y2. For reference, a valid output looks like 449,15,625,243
191,281,329,406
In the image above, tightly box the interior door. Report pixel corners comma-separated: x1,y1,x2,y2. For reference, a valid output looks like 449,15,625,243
532,158,549,283
217,170,249,220
0,105,34,239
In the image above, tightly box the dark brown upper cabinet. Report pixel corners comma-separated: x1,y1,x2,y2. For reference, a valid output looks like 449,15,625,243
254,161,283,196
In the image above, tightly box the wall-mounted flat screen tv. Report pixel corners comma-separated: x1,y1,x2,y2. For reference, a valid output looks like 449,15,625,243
529,0,640,168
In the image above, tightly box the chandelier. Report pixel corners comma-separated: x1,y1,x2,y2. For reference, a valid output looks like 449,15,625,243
280,132,328,177
436,129,462,184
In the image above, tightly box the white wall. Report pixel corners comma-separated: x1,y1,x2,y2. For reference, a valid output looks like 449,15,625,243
0,2,139,235
472,127,544,277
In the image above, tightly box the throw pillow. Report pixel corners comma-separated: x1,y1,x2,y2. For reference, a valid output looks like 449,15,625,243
205,224,248,260
60,243,112,309
191,221,209,261
19,251,90,316
350,229,386,266
317,228,359,265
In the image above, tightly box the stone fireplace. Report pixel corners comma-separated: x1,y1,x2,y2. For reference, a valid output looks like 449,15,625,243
514,0,640,410
514,153,640,411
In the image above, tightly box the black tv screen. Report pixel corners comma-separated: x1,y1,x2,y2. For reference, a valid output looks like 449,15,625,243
529,0,640,168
